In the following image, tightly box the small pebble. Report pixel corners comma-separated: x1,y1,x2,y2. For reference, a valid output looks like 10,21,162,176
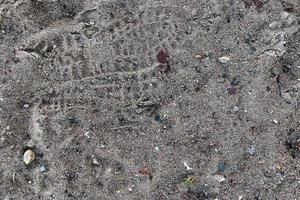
281,12,290,20
48,88,54,94
248,145,256,156
227,87,237,95
218,56,230,64
92,157,99,165
249,46,256,54
154,114,162,123
231,106,239,113
23,149,35,165
244,32,252,44
269,21,279,30
194,54,202,60
40,165,47,173
282,92,292,103
230,77,240,86
212,174,225,183
217,160,225,172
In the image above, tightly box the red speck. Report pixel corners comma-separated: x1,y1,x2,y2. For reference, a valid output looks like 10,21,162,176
138,167,153,179
157,49,169,64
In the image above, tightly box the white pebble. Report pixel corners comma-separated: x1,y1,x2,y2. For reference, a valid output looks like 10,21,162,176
92,157,99,165
269,21,279,30
40,165,47,173
231,106,239,113
213,174,225,183
282,92,292,103
218,56,230,64
23,150,35,165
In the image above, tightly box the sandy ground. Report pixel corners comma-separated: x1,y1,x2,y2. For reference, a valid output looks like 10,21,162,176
0,0,299,199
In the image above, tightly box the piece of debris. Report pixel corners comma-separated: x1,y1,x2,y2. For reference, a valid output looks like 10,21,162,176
281,11,294,26
218,56,230,64
247,145,256,156
285,130,300,158
212,174,226,183
40,164,47,173
64,171,78,181
273,119,278,124
269,21,279,30
282,2,295,12
84,131,90,138
182,176,196,186
154,114,162,123
227,87,237,95
231,106,239,113
157,49,169,64
217,160,225,172
23,149,35,165
155,64,170,80
275,164,285,179
253,0,263,9
194,54,202,60
92,157,99,165
184,162,193,170
138,167,153,180
230,77,240,86
282,92,292,103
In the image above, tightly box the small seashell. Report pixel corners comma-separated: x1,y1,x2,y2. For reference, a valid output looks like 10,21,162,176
23,149,35,165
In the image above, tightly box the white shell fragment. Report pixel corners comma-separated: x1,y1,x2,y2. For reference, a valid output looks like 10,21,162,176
183,162,193,170
23,149,35,165
213,174,226,183
218,56,230,64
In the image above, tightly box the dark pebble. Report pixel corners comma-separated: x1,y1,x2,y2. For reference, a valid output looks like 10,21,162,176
157,49,169,64
227,87,237,95
230,77,240,86
282,65,291,73
154,114,162,123
249,46,256,54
